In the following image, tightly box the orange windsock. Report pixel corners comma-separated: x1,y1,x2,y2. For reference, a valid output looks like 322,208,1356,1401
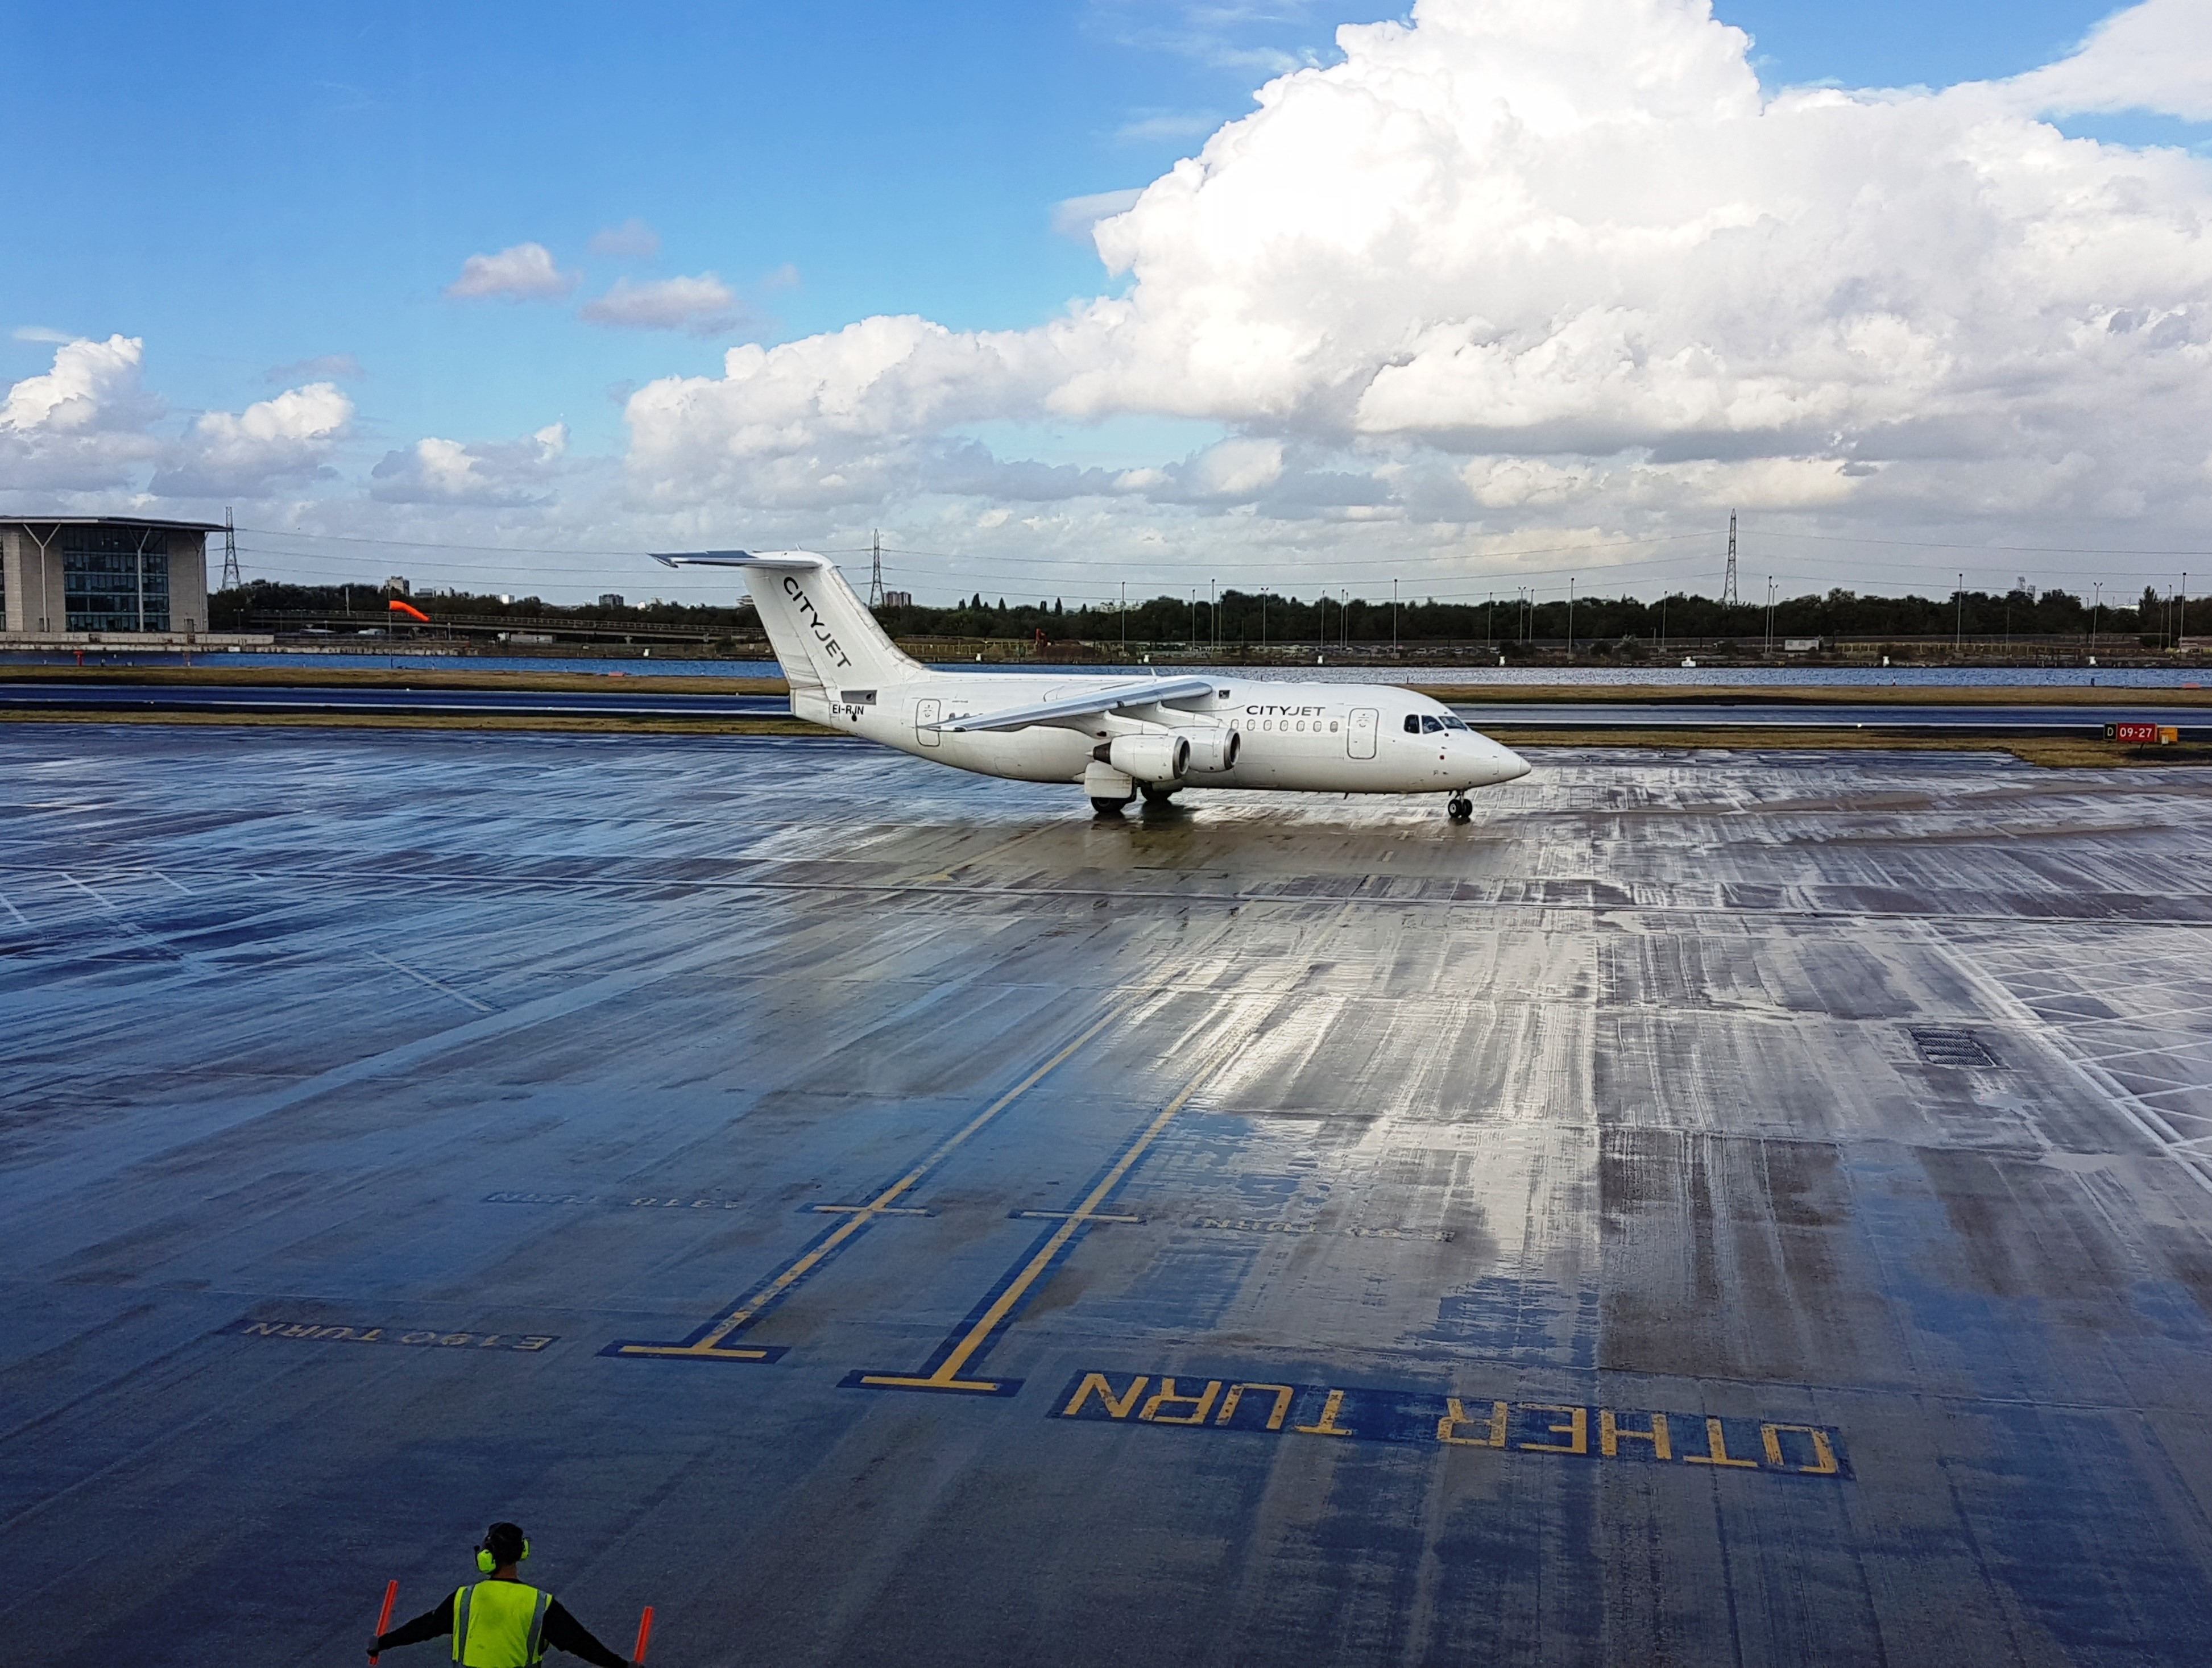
388,599,430,623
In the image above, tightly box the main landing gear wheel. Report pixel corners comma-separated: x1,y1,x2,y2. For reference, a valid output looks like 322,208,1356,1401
1091,795,1134,816
1447,796,1473,821
1139,783,1179,805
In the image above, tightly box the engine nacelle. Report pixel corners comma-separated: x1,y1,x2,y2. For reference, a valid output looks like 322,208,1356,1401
1177,727,1240,774
1108,732,1190,785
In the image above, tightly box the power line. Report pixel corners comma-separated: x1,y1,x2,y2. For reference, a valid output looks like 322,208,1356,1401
1740,524,2212,559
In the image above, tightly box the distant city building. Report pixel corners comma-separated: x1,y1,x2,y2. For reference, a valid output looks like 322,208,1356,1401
384,575,410,595
0,516,223,640
599,593,626,608
882,590,913,609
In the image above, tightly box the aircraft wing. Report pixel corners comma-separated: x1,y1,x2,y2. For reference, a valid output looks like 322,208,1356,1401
931,676,1219,733
650,550,822,570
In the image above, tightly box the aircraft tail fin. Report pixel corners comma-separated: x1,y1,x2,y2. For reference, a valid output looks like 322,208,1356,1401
651,550,923,698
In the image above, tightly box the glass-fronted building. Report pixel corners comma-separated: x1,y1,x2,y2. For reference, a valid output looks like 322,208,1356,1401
1,517,220,639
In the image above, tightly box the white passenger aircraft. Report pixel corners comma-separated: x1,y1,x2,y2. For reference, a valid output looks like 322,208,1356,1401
652,551,1531,818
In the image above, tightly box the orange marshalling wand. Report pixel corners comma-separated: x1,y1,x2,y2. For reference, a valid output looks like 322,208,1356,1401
633,1605,655,1662
369,1579,399,1663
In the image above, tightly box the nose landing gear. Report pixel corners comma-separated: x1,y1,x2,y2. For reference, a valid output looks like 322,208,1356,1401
1446,795,1473,821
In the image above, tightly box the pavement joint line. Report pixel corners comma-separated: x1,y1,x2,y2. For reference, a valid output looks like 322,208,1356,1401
56,873,113,908
1921,920,2212,1197
602,991,1152,1364
366,950,500,1015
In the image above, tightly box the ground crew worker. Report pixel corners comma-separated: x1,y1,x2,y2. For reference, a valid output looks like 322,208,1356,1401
370,1522,635,1667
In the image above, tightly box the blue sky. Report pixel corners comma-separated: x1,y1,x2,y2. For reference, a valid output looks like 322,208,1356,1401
1,1,2206,603
0,0,2157,452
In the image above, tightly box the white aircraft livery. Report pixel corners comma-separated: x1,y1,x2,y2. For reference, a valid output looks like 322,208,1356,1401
653,550,1532,818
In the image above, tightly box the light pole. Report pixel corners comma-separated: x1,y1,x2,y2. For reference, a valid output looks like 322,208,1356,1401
2091,582,2101,657
1955,572,1964,657
1567,576,1576,658
1392,577,1399,655
1119,580,1126,660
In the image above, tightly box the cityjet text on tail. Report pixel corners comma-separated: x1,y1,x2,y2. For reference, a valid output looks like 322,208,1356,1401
651,551,1531,819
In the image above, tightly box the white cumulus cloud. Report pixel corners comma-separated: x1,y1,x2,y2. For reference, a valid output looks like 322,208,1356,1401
579,273,746,335
621,0,2212,583
0,335,167,490
370,423,569,505
447,242,578,301
2006,0,2212,121
153,382,354,496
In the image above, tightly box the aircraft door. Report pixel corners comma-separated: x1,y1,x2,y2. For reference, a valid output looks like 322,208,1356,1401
1348,707,1377,759
916,697,942,747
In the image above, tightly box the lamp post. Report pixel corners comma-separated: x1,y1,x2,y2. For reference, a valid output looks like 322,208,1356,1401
1567,576,1576,658
1955,572,1964,657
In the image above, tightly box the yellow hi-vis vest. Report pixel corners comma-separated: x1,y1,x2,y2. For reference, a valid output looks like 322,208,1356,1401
451,1580,552,1667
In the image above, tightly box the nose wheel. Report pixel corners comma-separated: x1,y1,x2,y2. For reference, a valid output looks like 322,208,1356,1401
1447,795,1473,821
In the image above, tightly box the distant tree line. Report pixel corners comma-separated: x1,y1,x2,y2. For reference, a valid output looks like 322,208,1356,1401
214,576,2192,649
888,583,2183,649
210,580,758,634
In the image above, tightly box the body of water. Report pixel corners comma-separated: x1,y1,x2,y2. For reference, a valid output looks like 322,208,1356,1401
2,649,2201,690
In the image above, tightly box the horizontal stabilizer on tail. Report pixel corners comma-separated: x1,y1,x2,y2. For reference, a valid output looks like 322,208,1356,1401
651,550,823,571
647,547,919,692
930,676,1218,733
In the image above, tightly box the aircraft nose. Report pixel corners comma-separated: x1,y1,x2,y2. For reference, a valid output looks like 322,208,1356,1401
1470,737,1530,784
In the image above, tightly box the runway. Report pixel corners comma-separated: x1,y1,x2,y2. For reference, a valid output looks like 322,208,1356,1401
3,676,2206,738
5,725,2212,1666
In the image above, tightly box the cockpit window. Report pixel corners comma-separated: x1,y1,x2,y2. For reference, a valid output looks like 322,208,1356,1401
1403,714,1422,734
1420,715,1444,734
1442,715,1470,731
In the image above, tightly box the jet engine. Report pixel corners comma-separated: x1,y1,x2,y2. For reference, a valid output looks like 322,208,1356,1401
1107,732,1190,784
1177,727,1240,774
